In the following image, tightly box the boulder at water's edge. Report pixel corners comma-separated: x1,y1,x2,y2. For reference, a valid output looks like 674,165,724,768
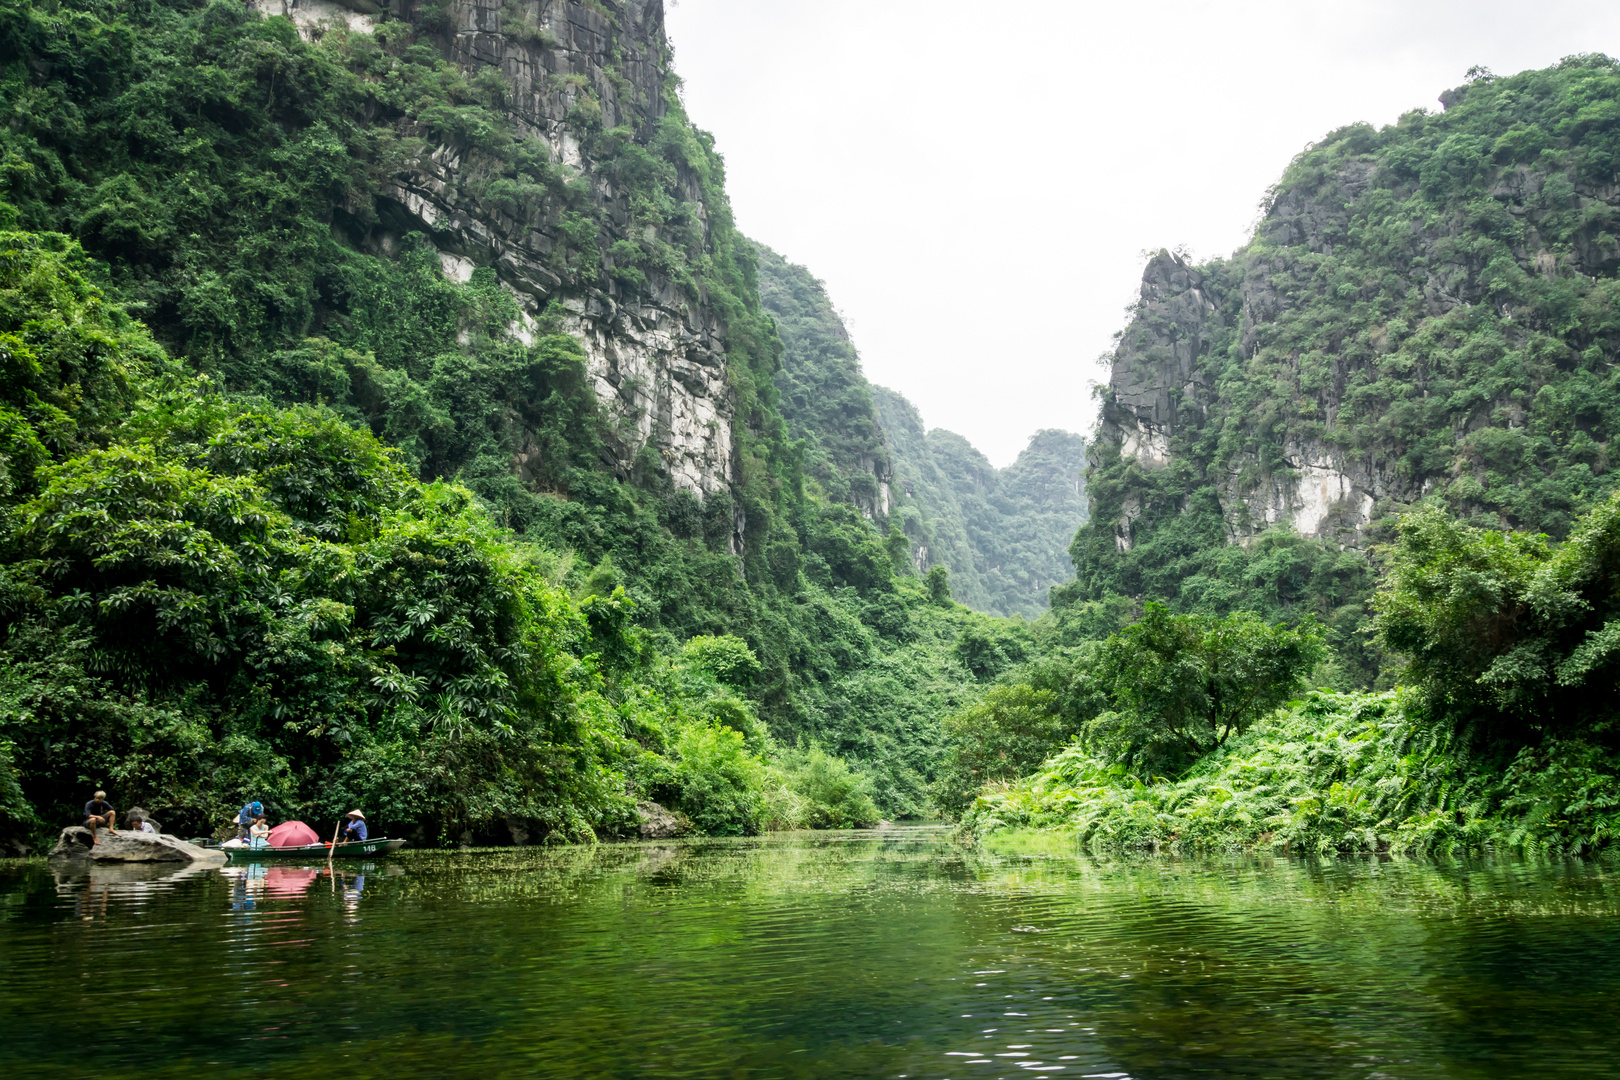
48,827,226,864
636,801,690,840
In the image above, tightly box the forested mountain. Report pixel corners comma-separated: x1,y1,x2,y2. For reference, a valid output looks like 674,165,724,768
0,0,1048,843
957,55,1620,854
751,242,892,518
10,0,1616,858
1060,55,1620,682
754,244,1088,617
874,392,1088,618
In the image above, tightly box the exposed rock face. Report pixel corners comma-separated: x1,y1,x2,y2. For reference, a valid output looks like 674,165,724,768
1101,249,1382,550
635,800,688,840
1097,132,1620,553
48,827,226,864
250,0,736,499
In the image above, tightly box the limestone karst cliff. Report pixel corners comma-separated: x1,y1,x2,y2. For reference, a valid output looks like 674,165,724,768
247,0,739,497
1076,57,1620,616
0,0,1098,826
756,245,1088,617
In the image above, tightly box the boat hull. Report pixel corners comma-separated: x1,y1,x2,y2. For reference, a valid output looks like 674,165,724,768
224,838,406,860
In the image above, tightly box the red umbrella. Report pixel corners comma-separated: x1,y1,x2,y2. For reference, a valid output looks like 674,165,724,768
267,820,320,848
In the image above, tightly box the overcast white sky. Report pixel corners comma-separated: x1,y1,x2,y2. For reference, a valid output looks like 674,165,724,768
661,0,1620,466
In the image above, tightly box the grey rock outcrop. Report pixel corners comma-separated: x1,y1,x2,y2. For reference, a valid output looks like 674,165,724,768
1096,121,1620,553
1100,249,1376,551
250,0,738,505
635,800,688,840
48,827,226,864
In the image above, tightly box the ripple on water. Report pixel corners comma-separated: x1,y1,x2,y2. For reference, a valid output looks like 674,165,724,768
3,832,1620,1078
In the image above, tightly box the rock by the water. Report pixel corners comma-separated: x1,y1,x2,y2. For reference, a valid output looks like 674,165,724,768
48,826,225,864
126,806,162,834
636,801,689,840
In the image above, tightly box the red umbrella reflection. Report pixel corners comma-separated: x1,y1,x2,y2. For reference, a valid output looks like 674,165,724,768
263,867,318,897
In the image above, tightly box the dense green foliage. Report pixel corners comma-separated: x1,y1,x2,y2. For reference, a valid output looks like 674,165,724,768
931,684,1066,817
964,689,1620,856
1065,56,1620,684
934,607,1319,811
1080,605,1324,774
1057,525,1380,685
0,230,603,843
955,60,1620,854
1374,493,1620,742
0,0,1078,831
0,228,936,849
753,242,890,511
965,491,1620,854
17,2,1617,861
874,388,1088,617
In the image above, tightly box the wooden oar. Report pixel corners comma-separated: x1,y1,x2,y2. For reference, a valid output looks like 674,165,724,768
328,817,341,867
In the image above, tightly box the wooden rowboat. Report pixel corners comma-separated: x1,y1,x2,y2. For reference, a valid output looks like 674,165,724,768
224,838,407,860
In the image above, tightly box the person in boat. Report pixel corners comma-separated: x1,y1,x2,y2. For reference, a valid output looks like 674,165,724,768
339,809,367,844
248,814,271,848
235,800,264,840
83,790,117,845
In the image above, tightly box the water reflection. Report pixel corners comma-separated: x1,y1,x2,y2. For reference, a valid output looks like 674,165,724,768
3,831,1620,1079
220,861,384,910
51,860,220,920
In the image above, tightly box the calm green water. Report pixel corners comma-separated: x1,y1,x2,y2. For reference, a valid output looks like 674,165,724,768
3,826,1620,1079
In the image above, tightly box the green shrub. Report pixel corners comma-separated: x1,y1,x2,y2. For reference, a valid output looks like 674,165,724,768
1083,604,1324,775
771,747,880,829
669,721,767,836
933,684,1067,817
965,689,1620,855
680,635,761,690
1374,496,1620,743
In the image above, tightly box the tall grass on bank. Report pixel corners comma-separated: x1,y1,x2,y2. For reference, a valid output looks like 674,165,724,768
963,691,1620,855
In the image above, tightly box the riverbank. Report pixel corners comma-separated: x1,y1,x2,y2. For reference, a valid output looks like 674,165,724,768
962,690,1620,856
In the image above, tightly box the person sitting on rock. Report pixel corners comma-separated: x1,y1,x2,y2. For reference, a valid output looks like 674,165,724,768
132,814,157,835
83,790,117,844
340,810,367,844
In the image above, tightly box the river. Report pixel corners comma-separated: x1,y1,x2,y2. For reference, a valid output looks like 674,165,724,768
2,825,1618,1078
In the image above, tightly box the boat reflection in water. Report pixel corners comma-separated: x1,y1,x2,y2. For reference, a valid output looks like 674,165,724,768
222,862,384,912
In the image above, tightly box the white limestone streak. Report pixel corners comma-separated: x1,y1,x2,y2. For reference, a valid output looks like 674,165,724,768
247,0,376,37
1119,422,1172,468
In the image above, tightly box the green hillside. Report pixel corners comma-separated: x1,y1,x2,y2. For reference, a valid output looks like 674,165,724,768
948,57,1620,855
0,0,1022,840
5,0,1618,857
752,244,1088,618
1060,54,1620,682
875,390,1088,617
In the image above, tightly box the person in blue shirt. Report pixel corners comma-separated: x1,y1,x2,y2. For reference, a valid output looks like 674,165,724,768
340,810,368,844
235,800,263,840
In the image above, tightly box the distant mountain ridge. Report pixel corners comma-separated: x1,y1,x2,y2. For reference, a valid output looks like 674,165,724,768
754,243,1087,617
873,392,1089,617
